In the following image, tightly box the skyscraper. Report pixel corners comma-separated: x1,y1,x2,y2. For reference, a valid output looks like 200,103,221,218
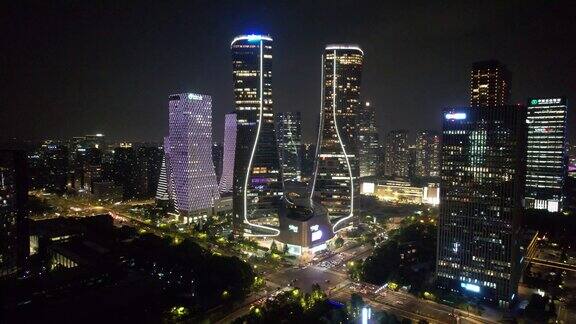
231,35,282,236
0,150,29,278
436,106,526,308
415,130,440,178
358,101,380,178
219,112,237,194
470,60,511,107
384,130,409,178
275,112,302,183
161,93,220,217
525,97,568,212
312,44,363,232
212,142,223,184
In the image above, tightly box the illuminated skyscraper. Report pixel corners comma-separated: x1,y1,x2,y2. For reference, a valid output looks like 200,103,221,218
384,130,409,178
276,112,302,183
312,44,363,232
415,130,440,178
525,97,568,212
358,101,380,178
231,35,282,236
160,93,220,217
470,60,511,107
436,106,526,308
219,112,237,194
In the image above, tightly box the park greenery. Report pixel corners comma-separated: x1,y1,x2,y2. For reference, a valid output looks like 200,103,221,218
126,233,256,310
360,219,437,294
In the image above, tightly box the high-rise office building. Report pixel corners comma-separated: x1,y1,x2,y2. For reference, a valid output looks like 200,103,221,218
312,44,363,232
231,35,282,236
470,60,511,107
276,112,303,183
358,101,380,178
212,142,224,184
219,112,237,194
436,106,526,308
525,97,568,212
415,130,440,178
160,93,220,216
0,150,29,278
384,130,409,178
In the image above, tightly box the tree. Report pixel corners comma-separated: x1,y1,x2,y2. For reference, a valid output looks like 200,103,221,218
335,237,344,248
270,240,278,253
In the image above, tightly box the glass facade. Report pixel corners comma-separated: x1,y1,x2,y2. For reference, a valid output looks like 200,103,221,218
384,130,409,178
219,112,237,194
312,45,363,232
275,112,302,183
415,130,440,178
358,101,380,178
525,97,568,212
231,35,283,237
436,106,526,308
161,93,220,216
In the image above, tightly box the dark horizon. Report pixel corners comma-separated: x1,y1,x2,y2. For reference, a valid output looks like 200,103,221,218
2,1,575,144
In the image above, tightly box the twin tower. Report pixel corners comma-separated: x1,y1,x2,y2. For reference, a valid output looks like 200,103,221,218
230,35,364,237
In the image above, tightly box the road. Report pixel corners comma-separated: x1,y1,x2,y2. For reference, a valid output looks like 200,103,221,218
331,282,500,324
214,264,349,323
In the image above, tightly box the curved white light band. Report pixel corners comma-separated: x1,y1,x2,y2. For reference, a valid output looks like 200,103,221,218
330,49,354,233
242,39,280,237
310,55,325,202
231,34,273,47
325,45,363,55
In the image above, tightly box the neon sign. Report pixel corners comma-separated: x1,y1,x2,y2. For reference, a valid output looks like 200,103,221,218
445,113,466,120
187,94,203,100
461,282,480,293
531,98,562,105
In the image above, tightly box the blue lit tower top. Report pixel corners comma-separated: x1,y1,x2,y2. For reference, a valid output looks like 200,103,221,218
230,34,273,46
231,33,282,237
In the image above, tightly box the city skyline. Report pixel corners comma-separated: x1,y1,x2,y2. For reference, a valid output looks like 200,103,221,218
3,2,576,322
2,2,575,144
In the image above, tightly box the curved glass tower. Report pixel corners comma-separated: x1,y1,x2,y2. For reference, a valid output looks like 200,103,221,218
231,35,282,237
311,45,364,232
161,93,220,217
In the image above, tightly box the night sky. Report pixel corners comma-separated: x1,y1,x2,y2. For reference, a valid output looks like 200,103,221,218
2,1,575,143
